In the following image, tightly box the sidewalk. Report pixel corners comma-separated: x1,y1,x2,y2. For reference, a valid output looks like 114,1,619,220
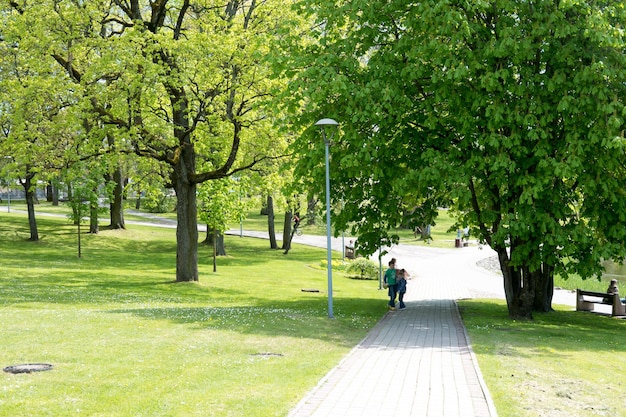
287,243,577,417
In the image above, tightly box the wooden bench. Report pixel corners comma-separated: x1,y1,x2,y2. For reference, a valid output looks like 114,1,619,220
576,289,626,317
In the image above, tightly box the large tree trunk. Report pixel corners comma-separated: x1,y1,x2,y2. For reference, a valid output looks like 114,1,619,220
46,182,53,202
498,240,555,318
532,263,554,312
267,195,278,249
174,184,198,281
23,173,39,241
108,165,125,229
306,194,317,226
174,170,198,282
498,247,534,319
172,122,199,280
52,183,59,206
282,209,294,253
46,181,60,206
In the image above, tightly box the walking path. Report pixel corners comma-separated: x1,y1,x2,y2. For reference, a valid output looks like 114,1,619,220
286,244,499,417
284,238,578,417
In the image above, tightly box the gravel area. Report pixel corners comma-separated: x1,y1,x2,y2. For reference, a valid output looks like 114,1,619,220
476,255,502,276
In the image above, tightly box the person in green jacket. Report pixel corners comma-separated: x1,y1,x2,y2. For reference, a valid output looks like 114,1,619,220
384,258,398,310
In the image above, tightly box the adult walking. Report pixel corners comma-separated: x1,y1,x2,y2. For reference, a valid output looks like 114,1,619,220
383,258,398,310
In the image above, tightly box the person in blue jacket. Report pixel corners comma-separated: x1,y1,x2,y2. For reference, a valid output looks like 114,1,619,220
397,269,408,309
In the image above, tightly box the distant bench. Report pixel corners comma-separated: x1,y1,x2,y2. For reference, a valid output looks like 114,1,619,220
576,289,626,317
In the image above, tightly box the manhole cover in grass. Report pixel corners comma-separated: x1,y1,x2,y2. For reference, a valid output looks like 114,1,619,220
3,363,53,374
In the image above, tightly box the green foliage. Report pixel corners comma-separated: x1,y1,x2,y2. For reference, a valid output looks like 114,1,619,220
1,0,297,281
198,177,252,234
278,0,626,315
142,187,176,214
346,257,379,280
65,182,96,223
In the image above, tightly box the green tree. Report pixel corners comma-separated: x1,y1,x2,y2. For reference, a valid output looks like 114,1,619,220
279,0,626,318
0,38,84,240
66,173,101,257
4,0,290,281
198,176,251,270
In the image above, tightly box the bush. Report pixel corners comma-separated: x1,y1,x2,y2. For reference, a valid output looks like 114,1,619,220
319,259,348,271
346,258,379,280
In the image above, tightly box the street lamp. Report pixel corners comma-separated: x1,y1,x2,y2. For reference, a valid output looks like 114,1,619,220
315,118,339,319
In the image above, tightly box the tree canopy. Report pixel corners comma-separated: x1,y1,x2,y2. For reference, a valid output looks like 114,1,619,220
278,0,626,318
2,0,292,281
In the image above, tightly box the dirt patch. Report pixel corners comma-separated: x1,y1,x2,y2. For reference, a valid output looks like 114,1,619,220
519,375,612,417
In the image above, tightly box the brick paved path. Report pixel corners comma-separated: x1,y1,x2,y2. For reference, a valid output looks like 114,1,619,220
288,245,500,417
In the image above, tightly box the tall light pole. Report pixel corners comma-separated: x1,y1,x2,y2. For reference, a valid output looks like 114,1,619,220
315,118,338,319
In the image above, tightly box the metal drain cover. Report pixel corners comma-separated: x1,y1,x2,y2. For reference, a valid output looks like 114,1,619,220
3,363,53,374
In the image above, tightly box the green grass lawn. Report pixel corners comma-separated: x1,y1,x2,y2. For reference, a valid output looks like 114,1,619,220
0,212,383,417
4,202,626,416
460,300,626,417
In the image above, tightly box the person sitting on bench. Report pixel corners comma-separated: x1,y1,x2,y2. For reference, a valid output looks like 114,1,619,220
605,279,623,304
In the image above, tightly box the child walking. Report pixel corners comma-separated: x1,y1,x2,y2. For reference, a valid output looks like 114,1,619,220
397,269,408,309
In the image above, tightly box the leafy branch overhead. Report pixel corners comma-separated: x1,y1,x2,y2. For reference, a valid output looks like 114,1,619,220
278,0,626,318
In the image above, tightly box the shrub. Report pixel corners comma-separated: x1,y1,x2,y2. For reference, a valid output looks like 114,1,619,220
346,258,379,280
319,259,348,271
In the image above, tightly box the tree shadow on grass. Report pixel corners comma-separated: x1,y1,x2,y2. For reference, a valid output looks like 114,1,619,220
459,300,626,355
107,295,382,349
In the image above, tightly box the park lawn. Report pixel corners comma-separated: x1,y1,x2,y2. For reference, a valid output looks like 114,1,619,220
0,212,383,417
4,207,626,416
460,300,626,417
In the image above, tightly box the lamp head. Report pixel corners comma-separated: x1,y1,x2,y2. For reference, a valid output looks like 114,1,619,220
315,118,339,127
315,119,339,144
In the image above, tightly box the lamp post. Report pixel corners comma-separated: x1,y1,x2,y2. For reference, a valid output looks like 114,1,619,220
315,118,338,319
